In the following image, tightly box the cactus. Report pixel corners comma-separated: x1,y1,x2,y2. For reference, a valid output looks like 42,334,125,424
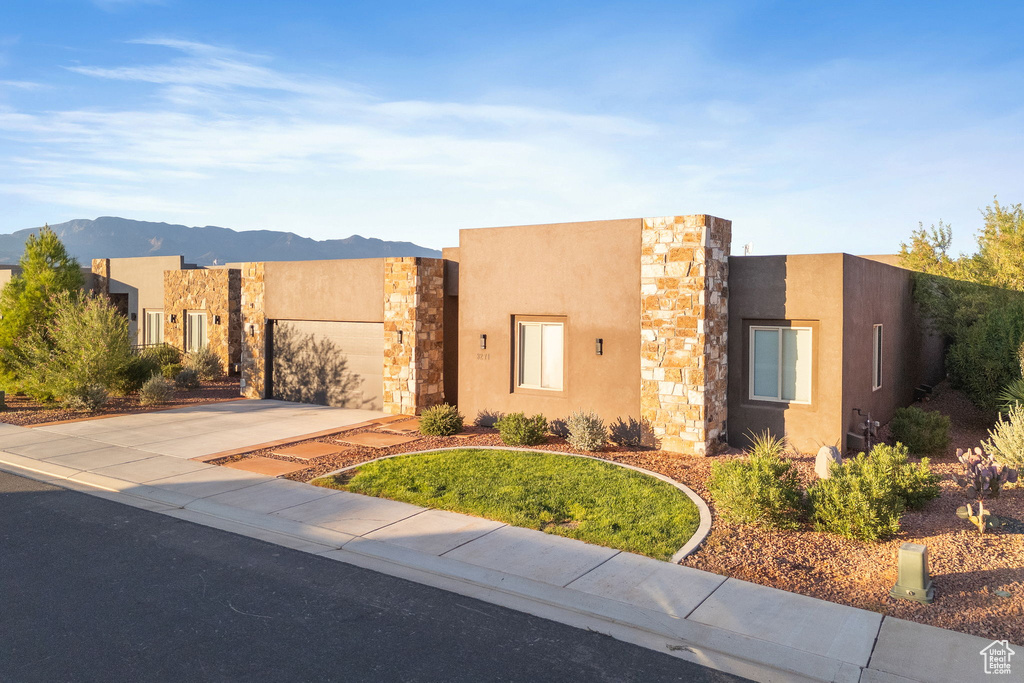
957,447,1019,498
964,501,992,534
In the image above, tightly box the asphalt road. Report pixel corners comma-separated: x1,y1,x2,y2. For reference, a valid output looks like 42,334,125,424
0,471,748,683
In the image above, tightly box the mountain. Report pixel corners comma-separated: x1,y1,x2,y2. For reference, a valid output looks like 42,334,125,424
0,217,441,266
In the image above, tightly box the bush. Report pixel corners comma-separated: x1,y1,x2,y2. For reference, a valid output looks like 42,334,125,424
999,377,1024,411
495,412,548,446
63,384,109,412
139,375,173,405
111,355,160,395
807,443,939,541
565,409,608,451
984,403,1024,469
174,368,200,391
419,404,464,436
184,345,222,380
946,299,1024,409
888,406,951,455
708,438,803,530
161,363,183,379
142,344,182,367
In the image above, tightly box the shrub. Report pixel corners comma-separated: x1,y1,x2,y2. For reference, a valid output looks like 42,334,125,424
142,344,182,367
111,355,160,395
984,403,1024,469
139,375,173,405
184,345,222,380
999,377,1024,410
474,410,504,428
63,384,109,412
161,363,183,379
419,404,464,436
708,447,803,530
495,412,547,446
869,442,941,510
565,409,607,451
945,299,1024,409
174,368,200,391
888,406,951,455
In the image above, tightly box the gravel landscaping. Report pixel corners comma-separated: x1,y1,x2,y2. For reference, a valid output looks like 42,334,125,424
210,381,1023,643
0,378,242,426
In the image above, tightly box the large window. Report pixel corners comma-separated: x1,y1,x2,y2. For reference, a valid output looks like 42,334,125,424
873,324,883,391
516,320,564,391
750,326,812,403
145,310,163,346
186,311,208,352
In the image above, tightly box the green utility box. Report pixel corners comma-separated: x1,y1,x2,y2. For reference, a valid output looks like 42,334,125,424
890,542,934,603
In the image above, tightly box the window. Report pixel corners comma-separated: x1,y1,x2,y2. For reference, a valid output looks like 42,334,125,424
750,326,812,403
145,311,163,345
872,324,883,391
516,321,563,391
186,311,208,352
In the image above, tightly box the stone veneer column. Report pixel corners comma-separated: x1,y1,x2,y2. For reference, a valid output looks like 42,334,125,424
382,257,445,415
91,258,110,295
239,262,266,399
163,268,241,375
640,215,731,455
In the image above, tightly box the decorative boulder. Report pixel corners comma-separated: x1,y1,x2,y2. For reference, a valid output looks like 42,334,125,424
815,446,842,479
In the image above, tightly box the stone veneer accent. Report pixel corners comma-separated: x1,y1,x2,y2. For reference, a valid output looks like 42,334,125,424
640,215,731,455
91,258,110,295
382,257,445,415
239,262,266,399
164,268,242,375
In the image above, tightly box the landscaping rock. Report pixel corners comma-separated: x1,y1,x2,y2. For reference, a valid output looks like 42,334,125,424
814,445,842,479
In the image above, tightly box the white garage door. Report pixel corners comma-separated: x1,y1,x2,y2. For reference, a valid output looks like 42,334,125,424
270,320,384,410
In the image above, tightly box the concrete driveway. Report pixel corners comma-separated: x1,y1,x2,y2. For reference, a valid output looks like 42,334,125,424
30,400,386,460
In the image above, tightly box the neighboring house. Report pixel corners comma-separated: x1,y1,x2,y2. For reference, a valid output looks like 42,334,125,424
89,212,942,455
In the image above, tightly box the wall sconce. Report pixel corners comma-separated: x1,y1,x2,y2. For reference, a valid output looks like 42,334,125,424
214,315,221,325
130,312,137,321
480,334,487,350
398,330,404,344
596,338,604,355
170,314,177,323
248,324,255,337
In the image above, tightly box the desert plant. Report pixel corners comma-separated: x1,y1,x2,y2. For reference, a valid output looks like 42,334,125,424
161,362,183,379
808,452,904,541
963,501,993,534
63,384,109,412
474,409,504,428
868,442,942,510
142,344,182,368
999,377,1024,410
957,446,1019,498
174,368,200,391
747,430,787,459
565,409,608,451
888,406,951,455
111,354,161,395
184,345,222,380
984,403,1024,469
708,451,803,530
139,374,173,405
495,412,547,446
419,404,464,436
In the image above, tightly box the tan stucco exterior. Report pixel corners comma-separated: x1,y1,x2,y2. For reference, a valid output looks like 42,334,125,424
263,259,385,322
100,255,187,344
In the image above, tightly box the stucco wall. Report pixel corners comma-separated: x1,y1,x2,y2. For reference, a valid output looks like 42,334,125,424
263,259,385,322
457,218,643,427
102,255,186,344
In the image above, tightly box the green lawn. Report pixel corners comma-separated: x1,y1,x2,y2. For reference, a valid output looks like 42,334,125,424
312,449,700,561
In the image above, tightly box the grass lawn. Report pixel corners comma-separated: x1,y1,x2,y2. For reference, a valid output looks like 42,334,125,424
312,448,700,561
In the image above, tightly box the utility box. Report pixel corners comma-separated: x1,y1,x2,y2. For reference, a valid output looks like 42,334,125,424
890,542,934,603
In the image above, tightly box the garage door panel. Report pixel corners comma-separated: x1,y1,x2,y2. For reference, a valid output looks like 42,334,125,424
271,320,384,410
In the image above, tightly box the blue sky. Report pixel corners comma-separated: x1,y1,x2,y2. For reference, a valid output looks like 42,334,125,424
0,1,1022,254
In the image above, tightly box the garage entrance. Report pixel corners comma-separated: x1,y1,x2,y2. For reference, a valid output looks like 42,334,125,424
269,320,384,410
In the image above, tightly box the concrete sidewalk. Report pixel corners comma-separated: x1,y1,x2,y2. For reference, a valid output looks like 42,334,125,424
0,420,1009,683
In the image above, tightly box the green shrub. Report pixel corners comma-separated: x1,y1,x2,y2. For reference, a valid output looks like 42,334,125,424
946,300,1024,409
419,404,464,436
565,410,608,451
174,368,200,391
999,377,1024,411
184,345,222,380
139,375,173,405
142,344,182,367
63,384,109,412
111,355,160,395
495,412,548,446
984,403,1024,469
708,448,803,530
888,406,951,455
161,363,183,379
869,442,941,510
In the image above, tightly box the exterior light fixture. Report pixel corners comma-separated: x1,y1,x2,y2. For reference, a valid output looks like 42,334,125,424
480,334,487,350
596,338,604,355
170,314,177,323
890,542,934,603
214,315,221,325
130,312,137,321
248,324,255,337
398,330,404,344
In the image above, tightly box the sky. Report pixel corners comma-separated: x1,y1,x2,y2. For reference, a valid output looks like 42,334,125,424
0,1,1022,255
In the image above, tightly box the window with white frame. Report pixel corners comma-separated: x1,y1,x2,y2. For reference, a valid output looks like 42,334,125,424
872,324,883,391
145,310,163,346
516,320,564,391
186,311,208,352
750,326,812,403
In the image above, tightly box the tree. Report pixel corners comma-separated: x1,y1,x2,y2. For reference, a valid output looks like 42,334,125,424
0,225,85,388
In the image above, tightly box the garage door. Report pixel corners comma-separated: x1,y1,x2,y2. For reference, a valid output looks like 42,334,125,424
270,320,384,410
